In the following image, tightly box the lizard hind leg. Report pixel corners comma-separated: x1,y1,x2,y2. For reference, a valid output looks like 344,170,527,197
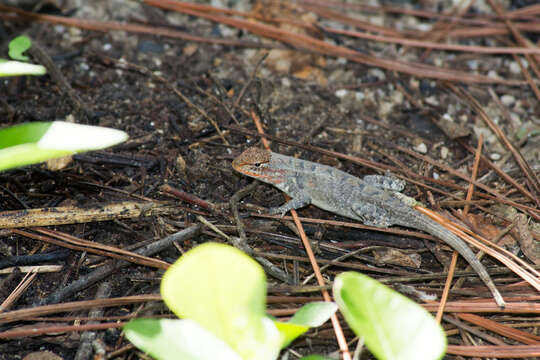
363,174,406,192
352,203,394,227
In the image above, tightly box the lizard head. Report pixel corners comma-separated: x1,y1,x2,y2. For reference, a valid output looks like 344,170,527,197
232,147,289,186
232,147,271,175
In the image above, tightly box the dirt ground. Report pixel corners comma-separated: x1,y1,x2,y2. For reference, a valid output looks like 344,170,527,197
0,0,539,359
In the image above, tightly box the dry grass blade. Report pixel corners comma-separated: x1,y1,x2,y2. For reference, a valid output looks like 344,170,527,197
0,271,38,313
437,134,486,321
321,26,540,55
0,295,161,325
12,228,169,270
143,0,523,85
446,84,540,198
447,344,540,357
457,313,540,345
418,207,540,292
0,322,124,339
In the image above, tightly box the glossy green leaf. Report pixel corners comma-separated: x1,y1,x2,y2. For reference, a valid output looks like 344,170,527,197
0,121,128,171
0,60,46,76
274,302,337,348
289,302,337,327
273,321,308,348
8,35,32,61
161,243,281,360
124,318,241,360
334,272,446,360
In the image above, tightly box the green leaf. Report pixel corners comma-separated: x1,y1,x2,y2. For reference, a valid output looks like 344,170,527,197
334,272,446,360
0,121,128,171
274,302,337,348
161,243,281,360
289,302,337,327
124,318,241,360
8,35,31,61
273,321,308,348
0,60,46,76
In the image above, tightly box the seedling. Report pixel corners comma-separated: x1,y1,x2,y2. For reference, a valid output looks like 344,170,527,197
0,121,128,172
124,243,337,360
0,35,46,76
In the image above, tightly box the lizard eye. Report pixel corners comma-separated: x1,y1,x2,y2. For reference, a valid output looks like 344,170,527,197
253,163,262,167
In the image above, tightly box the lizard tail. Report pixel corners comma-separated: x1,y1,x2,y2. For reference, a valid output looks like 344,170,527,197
411,214,506,309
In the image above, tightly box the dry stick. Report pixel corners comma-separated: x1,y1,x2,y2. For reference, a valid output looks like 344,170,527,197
42,225,201,305
446,84,540,198
228,184,293,284
0,201,177,229
250,113,351,360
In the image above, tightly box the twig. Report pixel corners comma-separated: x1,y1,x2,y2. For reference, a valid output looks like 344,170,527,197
41,225,201,304
228,184,294,284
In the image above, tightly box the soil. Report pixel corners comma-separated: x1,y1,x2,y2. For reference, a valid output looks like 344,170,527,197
0,0,539,359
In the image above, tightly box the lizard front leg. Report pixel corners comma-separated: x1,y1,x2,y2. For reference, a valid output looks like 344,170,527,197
268,193,312,216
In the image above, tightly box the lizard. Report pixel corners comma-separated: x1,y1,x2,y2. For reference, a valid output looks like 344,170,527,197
232,147,505,308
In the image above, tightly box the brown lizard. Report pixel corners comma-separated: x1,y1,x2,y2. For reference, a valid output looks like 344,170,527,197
232,147,505,308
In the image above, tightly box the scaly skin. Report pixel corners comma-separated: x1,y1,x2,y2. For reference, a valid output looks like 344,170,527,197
233,147,505,308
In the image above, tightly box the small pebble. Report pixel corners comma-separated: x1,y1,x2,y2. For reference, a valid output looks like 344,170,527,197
425,96,439,106
467,60,479,70
440,146,449,159
500,94,515,106
368,68,386,81
487,70,500,79
509,61,523,74
335,89,348,98
413,143,427,154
